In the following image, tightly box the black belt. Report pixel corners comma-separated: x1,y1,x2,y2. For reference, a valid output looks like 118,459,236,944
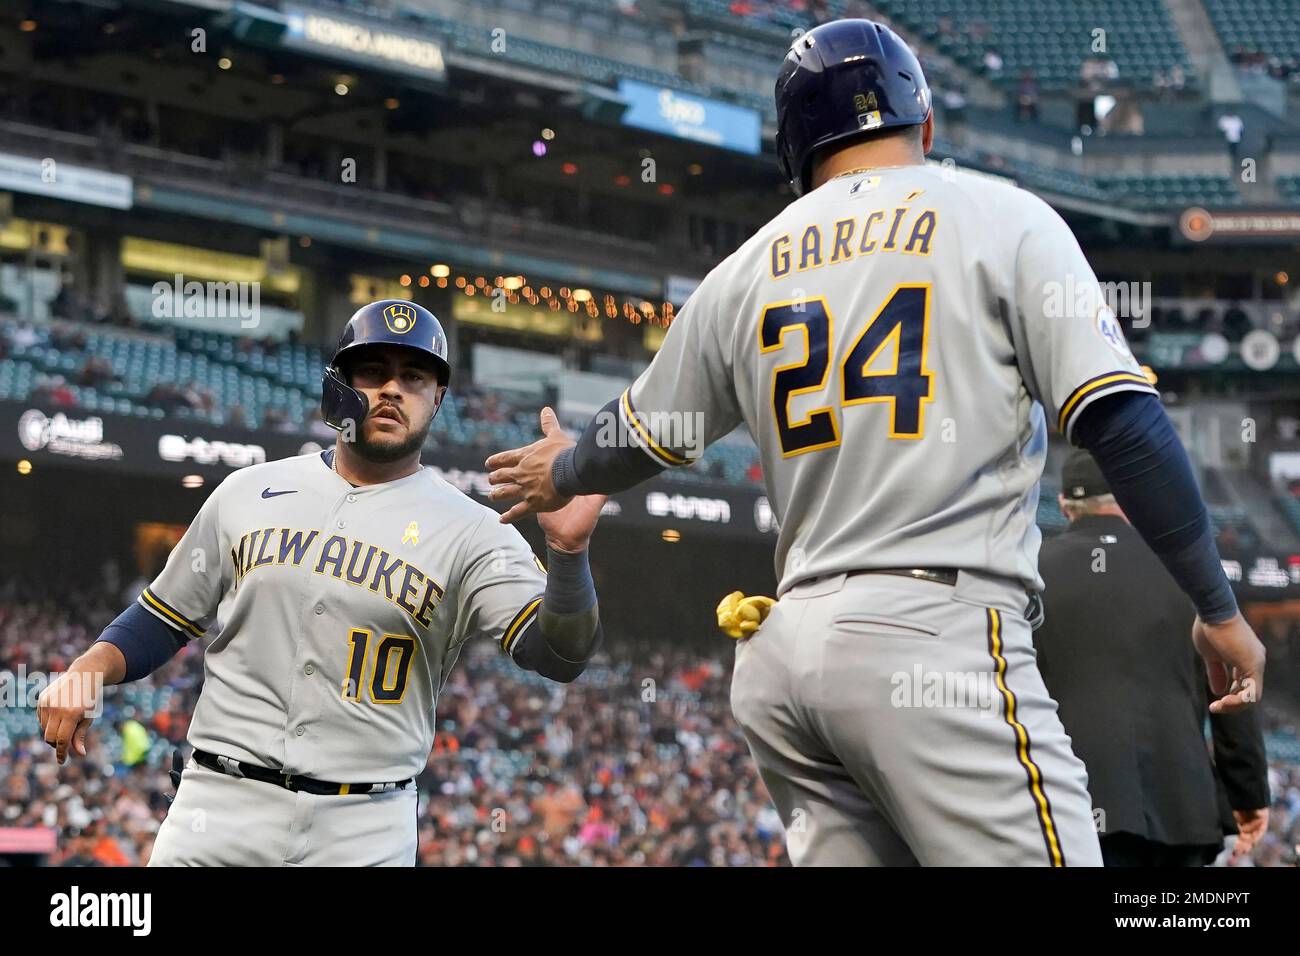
865,567,959,586
193,749,413,796
856,567,1045,630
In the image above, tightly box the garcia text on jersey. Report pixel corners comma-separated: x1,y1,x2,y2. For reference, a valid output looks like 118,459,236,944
769,206,939,278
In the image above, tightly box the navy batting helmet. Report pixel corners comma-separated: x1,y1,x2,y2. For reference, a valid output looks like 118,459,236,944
775,19,931,196
320,299,451,431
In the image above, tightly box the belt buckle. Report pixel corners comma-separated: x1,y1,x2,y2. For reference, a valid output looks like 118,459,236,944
282,772,298,792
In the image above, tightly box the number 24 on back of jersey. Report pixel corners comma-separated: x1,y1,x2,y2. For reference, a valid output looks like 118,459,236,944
759,284,934,457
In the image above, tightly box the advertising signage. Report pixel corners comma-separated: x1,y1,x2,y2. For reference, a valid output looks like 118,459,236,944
0,402,774,540
616,79,761,155
282,4,447,81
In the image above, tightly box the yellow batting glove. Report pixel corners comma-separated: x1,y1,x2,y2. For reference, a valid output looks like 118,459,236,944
716,591,777,639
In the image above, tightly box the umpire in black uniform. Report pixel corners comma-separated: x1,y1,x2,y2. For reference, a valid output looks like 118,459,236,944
1034,450,1270,866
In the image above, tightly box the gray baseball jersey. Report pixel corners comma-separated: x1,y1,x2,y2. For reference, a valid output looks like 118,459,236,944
139,448,546,781
625,165,1155,595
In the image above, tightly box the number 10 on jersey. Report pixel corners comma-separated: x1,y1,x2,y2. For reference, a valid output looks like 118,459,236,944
760,284,934,456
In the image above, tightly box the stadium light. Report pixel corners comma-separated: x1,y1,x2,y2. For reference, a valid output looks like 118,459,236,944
218,57,232,70
335,83,349,96
16,460,32,475
430,264,450,278
541,128,555,141
181,475,204,489
661,529,681,543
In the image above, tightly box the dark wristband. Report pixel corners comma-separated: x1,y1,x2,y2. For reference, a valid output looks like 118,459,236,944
99,602,189,681
552,446,582,498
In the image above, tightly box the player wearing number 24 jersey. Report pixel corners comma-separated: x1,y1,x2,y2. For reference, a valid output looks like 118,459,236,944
487,19,1264,866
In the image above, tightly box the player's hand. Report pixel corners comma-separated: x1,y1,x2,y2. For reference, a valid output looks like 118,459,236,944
1192,612,1265,714
486,406,574,523
1230,808,1269,861
36,660,104,765
538,492,608,554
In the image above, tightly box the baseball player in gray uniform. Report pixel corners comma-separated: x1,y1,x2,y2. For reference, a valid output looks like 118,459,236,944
37,300,607,866
486,20,1265,866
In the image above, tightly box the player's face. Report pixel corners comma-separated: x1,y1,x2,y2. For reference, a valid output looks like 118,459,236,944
346,345,446,463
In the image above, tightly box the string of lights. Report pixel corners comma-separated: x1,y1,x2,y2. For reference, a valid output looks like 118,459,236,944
396,266,677,326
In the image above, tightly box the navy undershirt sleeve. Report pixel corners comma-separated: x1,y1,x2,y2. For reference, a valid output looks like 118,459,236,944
552,397,666,497
1073,391,1238,623
97,602,190,681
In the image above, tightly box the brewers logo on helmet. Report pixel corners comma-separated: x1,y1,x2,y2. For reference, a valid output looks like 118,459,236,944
383,302,418,334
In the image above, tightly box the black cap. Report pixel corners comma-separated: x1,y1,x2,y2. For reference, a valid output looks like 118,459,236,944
1061,449,1110,499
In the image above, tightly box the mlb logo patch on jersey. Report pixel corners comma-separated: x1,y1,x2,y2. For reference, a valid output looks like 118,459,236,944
848,176,881,196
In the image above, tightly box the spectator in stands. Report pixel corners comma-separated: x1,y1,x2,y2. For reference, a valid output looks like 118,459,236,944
1218,112,1244,162
224,402,249,430
50,324,88,352
117,717,151,771
1016,70,1039,123
982,48,1003,76
182,380,215,414
940,88,967,126
261,405,297,431
5,322,40,353
57,829,104,867
32,375,76,408
144,383,189,415
76,356,117,389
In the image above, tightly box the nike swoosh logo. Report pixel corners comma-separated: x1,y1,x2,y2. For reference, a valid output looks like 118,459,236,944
261,488,298,499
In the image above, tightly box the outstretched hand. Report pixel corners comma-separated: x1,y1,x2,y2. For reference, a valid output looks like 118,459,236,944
486,407,599,529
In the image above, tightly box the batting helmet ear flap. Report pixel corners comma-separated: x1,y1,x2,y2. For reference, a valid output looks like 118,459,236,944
321,364,369,432
428,384,448,426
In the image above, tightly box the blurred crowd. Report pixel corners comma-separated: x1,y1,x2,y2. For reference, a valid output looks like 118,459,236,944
0,583,786,867
1229,47,1300,83
2,576,1298,867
